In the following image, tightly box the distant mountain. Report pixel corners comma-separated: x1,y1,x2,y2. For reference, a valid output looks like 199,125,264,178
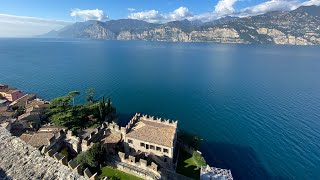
204,16,239,26
41,5,320,45
39,30,59,38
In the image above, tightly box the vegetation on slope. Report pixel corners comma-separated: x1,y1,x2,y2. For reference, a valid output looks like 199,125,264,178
46,88,115,132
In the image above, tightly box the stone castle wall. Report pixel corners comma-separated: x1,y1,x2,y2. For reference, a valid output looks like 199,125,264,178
114,151,161,180
0,127,86,180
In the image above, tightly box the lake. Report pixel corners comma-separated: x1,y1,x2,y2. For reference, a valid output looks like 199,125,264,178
1,38,320,179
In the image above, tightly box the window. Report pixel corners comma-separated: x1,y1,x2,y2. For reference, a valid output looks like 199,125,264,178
146,144,149,149
156,147,161,152
150,145,155,150
128,139,133,144
140,142,145,147
163,149,168,153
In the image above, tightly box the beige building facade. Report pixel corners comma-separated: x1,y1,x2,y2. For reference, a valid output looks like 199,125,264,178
123,113,178,169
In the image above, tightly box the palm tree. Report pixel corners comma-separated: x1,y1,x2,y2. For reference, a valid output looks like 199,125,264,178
68,91,80,106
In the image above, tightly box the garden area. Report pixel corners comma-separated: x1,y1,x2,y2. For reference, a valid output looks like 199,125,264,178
99,166,142,180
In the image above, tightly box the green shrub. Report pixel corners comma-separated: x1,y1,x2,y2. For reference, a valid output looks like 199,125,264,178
193,151,207,167
75,143,106,168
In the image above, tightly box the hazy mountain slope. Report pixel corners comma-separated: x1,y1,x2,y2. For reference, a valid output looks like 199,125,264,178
42,5,320,45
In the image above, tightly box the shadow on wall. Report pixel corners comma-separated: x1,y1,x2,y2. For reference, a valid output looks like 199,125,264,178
0,168,11,180
201,142,288,180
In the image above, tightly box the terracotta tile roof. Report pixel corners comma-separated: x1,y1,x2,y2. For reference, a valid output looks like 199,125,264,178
6,90,21,94
22,132,55,148
19,133,34,143
79,128,96,140
25,99,49,110
126,119,177,147
102,130,122,144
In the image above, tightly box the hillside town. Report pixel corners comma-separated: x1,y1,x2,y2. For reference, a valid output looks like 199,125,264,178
0,84,233,180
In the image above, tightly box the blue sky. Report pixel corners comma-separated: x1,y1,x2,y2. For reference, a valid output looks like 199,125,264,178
0,0,319,37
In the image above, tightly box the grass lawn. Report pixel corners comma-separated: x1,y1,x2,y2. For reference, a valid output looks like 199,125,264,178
99,166,143,180
176,149,201,180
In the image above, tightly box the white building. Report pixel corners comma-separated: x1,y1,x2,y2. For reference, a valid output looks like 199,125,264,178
200,165,233,180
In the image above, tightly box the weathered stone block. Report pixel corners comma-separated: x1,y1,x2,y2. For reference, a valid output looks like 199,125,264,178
90,172,99,180
68,160,77,169
67,130,73,136
84,168,92,179
75,164,83,175
129,155,135,163
114,125,119,132
60,156,68,166
120,127,126,134
53,152,62,161
46,149,54,157
151,162,158,171
118,152,125,160
139,159,147,168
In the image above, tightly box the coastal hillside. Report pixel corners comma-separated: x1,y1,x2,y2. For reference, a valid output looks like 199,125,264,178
41,5,320,45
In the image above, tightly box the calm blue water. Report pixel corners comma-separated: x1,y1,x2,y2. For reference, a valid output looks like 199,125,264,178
1,38,320,179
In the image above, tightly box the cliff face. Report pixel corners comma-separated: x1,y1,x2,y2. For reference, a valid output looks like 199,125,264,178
42,5,320,45
0,127,84,180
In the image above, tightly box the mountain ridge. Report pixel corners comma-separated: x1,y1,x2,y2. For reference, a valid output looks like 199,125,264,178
40,5,320,45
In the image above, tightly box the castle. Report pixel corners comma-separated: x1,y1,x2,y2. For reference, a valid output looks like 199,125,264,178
123,113,178,169
26,113,178,179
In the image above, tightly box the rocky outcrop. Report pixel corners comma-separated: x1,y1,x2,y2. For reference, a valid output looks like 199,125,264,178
117,27,190,42
189,28,245,43
0,127,85,180
256,28,312,45
82,23,115,39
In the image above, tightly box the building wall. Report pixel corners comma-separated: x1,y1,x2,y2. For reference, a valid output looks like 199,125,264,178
7,91,23,101
1,91,23,101
124,136,176,168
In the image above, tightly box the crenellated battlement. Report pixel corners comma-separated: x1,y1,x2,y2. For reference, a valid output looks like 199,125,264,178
44,148,98,180
117,151,160,177
126,113,178,130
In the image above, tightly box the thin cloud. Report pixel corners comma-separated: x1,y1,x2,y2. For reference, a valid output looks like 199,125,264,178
128,6,193,23
0,14,70,37
301,0,320,6
238,0,300,17
70,9,108,21
128,8,136,12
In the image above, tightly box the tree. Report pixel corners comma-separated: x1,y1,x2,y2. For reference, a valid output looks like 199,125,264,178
68,90,80,106
107,96,111,108
98,96,107,121
85,88,95,103
76,143,106,168
193,151,207,168
50,96,72,108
